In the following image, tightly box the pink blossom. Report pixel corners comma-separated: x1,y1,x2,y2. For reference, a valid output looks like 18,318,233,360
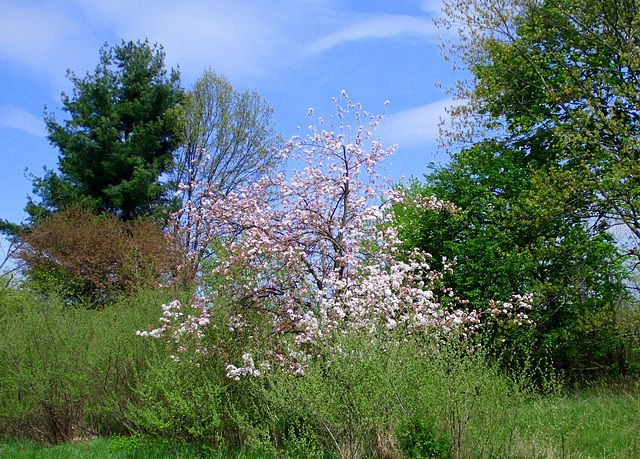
139,96,533,377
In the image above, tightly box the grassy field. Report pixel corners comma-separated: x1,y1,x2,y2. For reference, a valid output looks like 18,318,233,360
1,389,638,458
509,389,640,458
0,288,638,458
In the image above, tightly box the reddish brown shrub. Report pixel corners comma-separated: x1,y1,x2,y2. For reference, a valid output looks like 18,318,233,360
18,205,178,302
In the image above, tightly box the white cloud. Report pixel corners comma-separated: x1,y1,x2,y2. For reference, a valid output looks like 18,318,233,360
0,1,103,87
67,0,282,82
377,97,461,147
0,1,446,88
0,0,285,90
420,0,444,14
304,14,438,55
0,106,47,137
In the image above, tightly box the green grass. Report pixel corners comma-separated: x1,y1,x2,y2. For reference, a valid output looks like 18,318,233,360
1,390,638,458
507,390,640,458
0,437,286,459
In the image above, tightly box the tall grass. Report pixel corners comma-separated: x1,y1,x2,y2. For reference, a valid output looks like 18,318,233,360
509,387,640,458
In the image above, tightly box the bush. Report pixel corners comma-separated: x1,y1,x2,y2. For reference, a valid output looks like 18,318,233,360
265,332,401,458
0,287,181,443
260,330,529,459
127,352,224,444
16,205,178,303
396,417,452,459
0,282,567,456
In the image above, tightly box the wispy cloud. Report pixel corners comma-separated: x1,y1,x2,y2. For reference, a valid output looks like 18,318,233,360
376,97,460,148
0,1,104,87
304,14,438,55
0,1,447,87
421,0,445,14
69,0,281,81
0,106,47,137
0,0,284,87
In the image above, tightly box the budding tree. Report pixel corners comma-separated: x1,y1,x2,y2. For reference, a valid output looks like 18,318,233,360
169,70,283,282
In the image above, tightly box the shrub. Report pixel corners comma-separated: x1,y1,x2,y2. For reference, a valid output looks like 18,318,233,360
128,356,224,444
258,329,531,459
0,287,180,443
396,417,452,459
16,205,177,303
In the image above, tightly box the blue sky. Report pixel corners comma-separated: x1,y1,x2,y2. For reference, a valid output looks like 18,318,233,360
0,0,464,235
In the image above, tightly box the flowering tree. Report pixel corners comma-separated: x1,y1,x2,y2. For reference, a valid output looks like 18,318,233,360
140,95,532,376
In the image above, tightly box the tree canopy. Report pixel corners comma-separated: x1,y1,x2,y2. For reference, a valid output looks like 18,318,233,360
394,141,628,378
172,69,283,198
169,69,284,280
390,0,640,378
439,0,640,269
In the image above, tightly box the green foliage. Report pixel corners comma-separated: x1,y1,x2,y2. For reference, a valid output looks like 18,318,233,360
128,355,224,444
470,0,640,266
1,281,637,457
3,384,638,458
395,139,630,380
262,330,528,459
396,417,452,459
109,433,220,458
29,40,184,222
440,0,640,272
430,0,640,382
125,297,279,453
265,333,401,458
0,287,181,443
0,219,25,239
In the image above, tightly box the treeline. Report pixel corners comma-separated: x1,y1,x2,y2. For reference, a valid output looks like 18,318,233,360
395,0,640,381
1,39,283,300
0,0,638,386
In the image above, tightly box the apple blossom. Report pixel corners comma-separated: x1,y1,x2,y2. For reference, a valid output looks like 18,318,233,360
139,95,533,376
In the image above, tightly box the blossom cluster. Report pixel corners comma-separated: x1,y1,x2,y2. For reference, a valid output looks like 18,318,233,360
487,294,534,326
139,95,534,377
137,299,212,361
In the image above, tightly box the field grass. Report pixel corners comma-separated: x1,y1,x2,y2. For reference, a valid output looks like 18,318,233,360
0,437,283,459
1,389,638,458
508,389,640,458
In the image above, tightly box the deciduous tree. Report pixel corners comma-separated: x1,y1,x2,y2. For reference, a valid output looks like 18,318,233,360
169,69,283,281
140,97,532,375
439,0,640,269
17,205,177,303
394,141,628,378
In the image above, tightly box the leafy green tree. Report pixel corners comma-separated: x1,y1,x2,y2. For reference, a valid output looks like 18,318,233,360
28,39,184,222
395,141,628,379
169,69,284,281
421,0,640,378
438,0,640,269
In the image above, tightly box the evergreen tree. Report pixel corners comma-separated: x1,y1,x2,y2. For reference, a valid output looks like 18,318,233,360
28,39,184,222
